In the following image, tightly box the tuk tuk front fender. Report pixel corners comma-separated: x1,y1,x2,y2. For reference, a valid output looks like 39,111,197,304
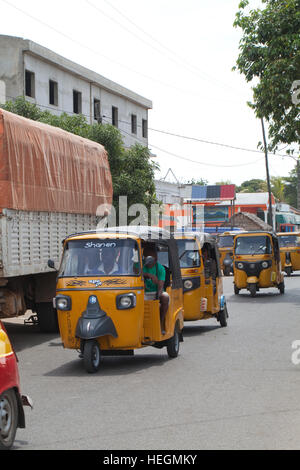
75,315,118,341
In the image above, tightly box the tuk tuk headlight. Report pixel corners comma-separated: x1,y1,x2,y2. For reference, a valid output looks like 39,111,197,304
237,262,244,269
183,279,193,290
54,295,71,311
261,261,269,269
116,293,136,310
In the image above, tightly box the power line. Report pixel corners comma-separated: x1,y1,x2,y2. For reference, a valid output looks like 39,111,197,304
101,0,244,98
0,0,204,98
3,94,295,167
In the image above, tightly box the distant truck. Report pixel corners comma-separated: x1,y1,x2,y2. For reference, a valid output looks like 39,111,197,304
0,109,112,332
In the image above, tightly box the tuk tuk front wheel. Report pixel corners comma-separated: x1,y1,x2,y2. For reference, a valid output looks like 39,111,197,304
167,326,180,358
83,340,101,373
223,266,231,276
249,284,257,297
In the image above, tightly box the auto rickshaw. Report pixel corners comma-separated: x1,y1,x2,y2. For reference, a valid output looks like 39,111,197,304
233,231,285,297
277,232,300,276
217,231,239,276
0,320,32,449
175,232,228,327
52,226,184,373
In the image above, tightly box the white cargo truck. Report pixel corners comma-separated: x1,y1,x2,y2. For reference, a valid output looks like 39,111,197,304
0,109,112,331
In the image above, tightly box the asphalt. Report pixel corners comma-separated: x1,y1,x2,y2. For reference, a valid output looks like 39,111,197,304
3,275,300,450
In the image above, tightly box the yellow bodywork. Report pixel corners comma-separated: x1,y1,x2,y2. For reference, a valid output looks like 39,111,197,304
56,232,184,351
233,232,284,290
176,234,223,322
0,326,13,359
277,232,300,273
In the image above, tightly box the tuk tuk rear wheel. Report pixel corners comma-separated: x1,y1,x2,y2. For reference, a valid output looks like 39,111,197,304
285,267,292,277
83,340,101,373
279,282,285,295
218,305,228,327
167,326,180,358
234,284,240,295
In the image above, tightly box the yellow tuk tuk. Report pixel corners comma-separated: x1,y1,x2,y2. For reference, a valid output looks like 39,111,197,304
233,231,285,297
217,231,238,276
277,232,300,276
52,226,184,373
175,232,228,327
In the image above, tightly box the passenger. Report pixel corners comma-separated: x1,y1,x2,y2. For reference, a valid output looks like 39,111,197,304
143,246,169,335
98,248,120,275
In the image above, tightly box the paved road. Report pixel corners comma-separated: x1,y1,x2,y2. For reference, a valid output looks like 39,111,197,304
3,275,300,450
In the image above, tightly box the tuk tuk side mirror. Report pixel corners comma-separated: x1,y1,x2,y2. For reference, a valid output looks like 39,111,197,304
143,256,155,267
48,259,56,270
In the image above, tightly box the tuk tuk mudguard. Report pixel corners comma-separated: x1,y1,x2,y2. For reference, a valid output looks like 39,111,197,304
75,296,118,341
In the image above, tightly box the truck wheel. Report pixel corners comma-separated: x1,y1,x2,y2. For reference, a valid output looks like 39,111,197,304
249,284,256,297
83,340,101,373
0,389,18,450
167,325,180,358
36,302,59,333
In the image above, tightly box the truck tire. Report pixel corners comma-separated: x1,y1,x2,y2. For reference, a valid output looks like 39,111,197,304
36,302,59,333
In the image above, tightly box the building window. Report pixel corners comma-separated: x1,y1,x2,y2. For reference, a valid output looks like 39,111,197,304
142,119,148,138
49,80,58,106
25,70,35,98
73,90,82,114
112,106,118,127
94,99,101,122
131,114,137,134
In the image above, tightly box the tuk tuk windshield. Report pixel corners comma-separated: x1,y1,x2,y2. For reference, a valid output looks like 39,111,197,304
278,235,300,247
218,235,234,248
235,235,272,255
59,239,140,277
176,239,201,268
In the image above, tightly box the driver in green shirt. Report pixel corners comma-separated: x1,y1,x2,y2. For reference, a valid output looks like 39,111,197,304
143,246,169,335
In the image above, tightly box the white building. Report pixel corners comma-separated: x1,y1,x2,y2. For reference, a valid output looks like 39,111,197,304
0,35,152,148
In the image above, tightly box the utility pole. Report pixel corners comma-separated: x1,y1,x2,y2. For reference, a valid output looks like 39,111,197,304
261,118,274,231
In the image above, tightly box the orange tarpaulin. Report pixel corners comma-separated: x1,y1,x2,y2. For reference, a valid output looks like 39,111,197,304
0,109,113,215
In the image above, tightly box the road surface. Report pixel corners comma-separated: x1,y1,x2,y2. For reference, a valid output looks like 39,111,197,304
3,275,300,450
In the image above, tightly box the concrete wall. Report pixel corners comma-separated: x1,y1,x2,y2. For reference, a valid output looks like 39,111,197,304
0,35,151,149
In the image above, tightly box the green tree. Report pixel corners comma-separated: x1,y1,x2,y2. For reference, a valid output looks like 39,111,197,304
270,176,285,201
185,178,208,185
237,178,268,193
283,165,298,206
233,0,300,207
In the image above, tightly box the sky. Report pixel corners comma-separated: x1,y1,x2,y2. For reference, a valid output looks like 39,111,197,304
0,0,297,185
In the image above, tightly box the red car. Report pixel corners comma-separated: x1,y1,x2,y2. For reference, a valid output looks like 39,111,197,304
0,320,32,449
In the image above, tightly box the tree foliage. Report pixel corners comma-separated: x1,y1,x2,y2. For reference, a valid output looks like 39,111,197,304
233,0,300,151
